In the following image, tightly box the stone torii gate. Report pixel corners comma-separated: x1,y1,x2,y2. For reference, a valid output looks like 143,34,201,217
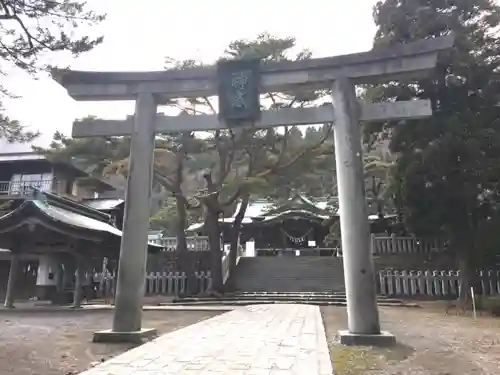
52,34,453,345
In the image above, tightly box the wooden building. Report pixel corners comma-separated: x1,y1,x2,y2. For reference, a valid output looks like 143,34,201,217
0,191,161,307
187,193,397,256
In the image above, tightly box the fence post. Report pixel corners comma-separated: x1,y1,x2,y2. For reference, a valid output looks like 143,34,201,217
449,270,458,297
408,271,417,295
440,270,449,297
415,270,424,295
393,271,401,295
496,270,500,294
424,270,433,296
391,233,397,254
180,272,186,294
376,268,499,299
386,270,394,296
161,271,167,294
479,270,486,296
173,272,179,295
207,270,213,291
456,270,462,297
198,271,209,294
401,270,409,296
378,271,386,295
432,270,441,296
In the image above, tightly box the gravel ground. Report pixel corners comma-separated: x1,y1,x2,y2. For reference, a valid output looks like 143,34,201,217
2,304,499,375
0,309,222,375
321,306,500,375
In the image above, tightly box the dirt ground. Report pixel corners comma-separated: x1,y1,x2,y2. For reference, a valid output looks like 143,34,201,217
321,305,500,375
0,309,222,375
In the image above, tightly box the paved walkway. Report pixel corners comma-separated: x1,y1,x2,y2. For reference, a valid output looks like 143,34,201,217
82,304,333,375
0,303,234,312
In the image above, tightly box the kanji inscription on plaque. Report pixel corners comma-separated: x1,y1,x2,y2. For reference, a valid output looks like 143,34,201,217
217,58,261,124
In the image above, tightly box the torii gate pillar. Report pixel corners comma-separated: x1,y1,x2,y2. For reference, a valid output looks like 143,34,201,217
332,78,393,345
112,92,157,334
92,92,159,344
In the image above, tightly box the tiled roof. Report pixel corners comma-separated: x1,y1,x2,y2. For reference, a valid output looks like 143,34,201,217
82,198,124,211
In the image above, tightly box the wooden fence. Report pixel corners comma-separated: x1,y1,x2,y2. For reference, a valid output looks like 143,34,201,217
149,236,210,251
97,268,500,299
371,234,447,255
98,243,244,297
378,269,500,298
153,233,447,255
98,271,212,297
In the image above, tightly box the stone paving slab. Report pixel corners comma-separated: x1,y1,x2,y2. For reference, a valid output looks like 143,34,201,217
0,303,235,313
81,304,333,375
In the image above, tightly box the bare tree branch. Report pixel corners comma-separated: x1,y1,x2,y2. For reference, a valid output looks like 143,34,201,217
256,124,333,178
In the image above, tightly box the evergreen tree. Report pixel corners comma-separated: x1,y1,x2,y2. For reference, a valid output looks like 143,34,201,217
0,1,105,142
369,0,500,304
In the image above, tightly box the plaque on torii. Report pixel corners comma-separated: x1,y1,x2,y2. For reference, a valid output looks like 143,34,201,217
217,58,261,125
52,34,454,347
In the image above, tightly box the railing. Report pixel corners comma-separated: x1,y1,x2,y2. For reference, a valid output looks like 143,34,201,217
254,248,341,257
98,239,242,295
151,235,448,256
371,234,448,255
378,269,500,298
97,268,500,299
148,236,210,251
0,179,54,196
144,271,211,295
97,271,212,297
148,236,242,283
251,235,448,256
252,236,447,255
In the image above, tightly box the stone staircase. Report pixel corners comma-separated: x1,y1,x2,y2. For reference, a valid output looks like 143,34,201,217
170,257,413,308
229,256,346,293
171,291,410,307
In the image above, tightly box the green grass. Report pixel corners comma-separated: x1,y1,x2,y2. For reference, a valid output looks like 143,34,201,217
329,343,415,375
330,345,384,375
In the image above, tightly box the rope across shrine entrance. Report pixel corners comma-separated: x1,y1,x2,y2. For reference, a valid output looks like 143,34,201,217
280,227,314,246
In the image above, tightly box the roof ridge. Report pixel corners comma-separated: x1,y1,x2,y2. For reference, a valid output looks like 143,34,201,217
35,190,112,223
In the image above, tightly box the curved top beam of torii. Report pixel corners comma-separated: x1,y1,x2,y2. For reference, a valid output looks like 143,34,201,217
51,34,454,102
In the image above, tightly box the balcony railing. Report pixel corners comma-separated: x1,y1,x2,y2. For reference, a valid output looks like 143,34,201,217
0,180,54,197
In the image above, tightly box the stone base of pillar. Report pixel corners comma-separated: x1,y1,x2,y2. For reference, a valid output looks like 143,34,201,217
92,328,158,344
338,330,396,347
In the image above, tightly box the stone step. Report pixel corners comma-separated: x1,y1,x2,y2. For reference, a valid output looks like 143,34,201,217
166,299,417,308
172,293,404,305
231,257,346,293
229,292,349,297
221,295,396,302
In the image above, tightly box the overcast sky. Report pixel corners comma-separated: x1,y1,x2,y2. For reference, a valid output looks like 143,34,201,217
2,0,379,150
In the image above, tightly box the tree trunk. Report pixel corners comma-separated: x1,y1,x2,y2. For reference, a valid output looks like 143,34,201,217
225,192,250,291
175,195,196,296
457,247,477,309
453,227,479,310
204,208,224,293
